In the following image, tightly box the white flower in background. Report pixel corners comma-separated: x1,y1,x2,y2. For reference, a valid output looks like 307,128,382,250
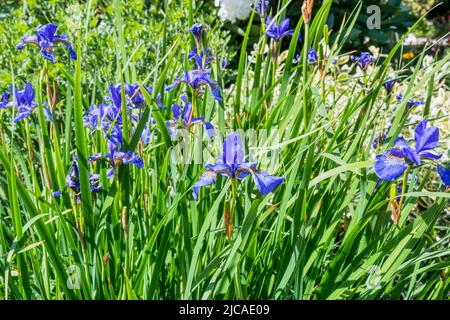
215,0,253,23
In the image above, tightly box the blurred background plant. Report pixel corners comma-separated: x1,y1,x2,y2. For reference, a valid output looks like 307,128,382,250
0,0,235,96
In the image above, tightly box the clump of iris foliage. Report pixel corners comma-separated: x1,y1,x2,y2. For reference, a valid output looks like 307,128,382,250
0,0,449,300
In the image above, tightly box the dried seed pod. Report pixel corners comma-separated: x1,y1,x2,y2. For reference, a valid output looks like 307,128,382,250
302,0,314,24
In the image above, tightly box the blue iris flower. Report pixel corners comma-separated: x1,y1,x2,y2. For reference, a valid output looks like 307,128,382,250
107,83,166,110
373,133,387,150
351,52,376,70
52,190,62,198
265,17,294,41
192,132,284,200
166,23,223,102
1,87,12,108
190,23,203,47
307,48,318,63
383,76,397,94
188,45,226,71
374,119,441,181
292,53,301,64
166,99,215,139
4,83,53,123
66,158,102,194
89,147,144,179
396,94,424,110
17,23,76,63
437,164,450,187
165,69,222,102
253,0,269,18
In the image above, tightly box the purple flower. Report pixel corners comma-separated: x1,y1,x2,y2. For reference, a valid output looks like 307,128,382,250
192,133,284,200
190,23,203,46
292,53,301,64
52,190,62,197
351,52,376,70
17,23,76,63
437,164,450,187
1,87,12,108
165,69,222,102
166,101,215,138
383,76,397,94
66,159,102,194
307,48,318,63
265,17,294,41
396,94,424,110
253,0,269,18
373,133,387,150
374,119,441,181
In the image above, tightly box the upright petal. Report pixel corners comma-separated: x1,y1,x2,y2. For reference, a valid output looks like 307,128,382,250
222,132,244,167
183,102,193,126
172,104,182,122
36,23,58,44
109,84,122,109
414,119,439,153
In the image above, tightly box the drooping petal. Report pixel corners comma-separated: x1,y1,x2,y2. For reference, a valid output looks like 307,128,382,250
166,120,178,138
192,170,217,200
209,85,223,102
13,107,32,123
16,35,38,50
437,164,450,187
414,119,439,153
205,162,231,175
374,148,407,181
251,170,285,195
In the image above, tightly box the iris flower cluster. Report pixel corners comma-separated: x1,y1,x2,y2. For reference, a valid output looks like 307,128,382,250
374,119,448,188
258,2,320,67
85,83,154,178
193,132,284,200
17,23,76,63
165,23,223,102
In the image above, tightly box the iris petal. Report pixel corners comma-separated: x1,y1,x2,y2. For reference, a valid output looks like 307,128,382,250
222,132,244,168
437,165,450,187
414,119,439,153
374,149,407,181
192,170,217,200
251,170,285,195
